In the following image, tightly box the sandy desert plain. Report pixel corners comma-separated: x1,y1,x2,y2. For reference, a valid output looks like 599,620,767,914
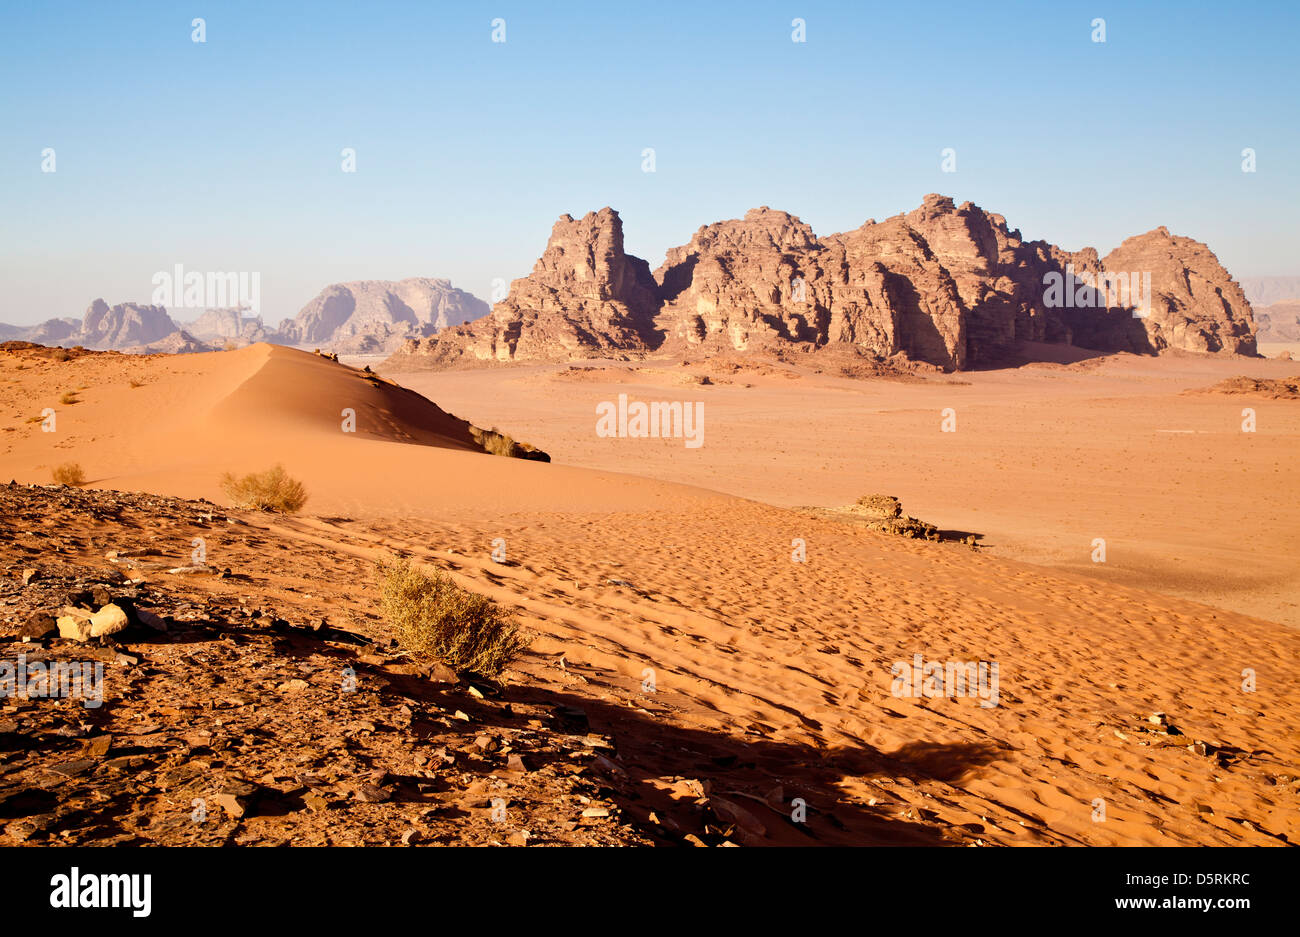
0,338,1297,847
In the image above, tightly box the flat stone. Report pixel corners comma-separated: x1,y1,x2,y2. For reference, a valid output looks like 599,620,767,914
56,608,94,642
89,603,129,638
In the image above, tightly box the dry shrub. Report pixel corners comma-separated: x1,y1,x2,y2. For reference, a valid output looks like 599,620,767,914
468,425,550,462
377,558,529,677
52,462,86,486
219,464,308,513
59,391,79,405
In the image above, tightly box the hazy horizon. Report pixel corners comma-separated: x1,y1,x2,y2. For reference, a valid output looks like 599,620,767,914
3,0,1298,326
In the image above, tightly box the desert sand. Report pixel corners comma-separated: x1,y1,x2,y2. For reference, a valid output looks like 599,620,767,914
1,342,1297,846
386,347,1300,628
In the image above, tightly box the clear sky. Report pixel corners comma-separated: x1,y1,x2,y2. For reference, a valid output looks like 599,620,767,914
1,0,1296,326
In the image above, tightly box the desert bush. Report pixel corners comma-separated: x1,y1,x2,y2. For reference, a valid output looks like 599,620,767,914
59,391,79,405
128,379,145,388
468,425,550,461
377,558,529,677
219,464,308,513
52,462,86,486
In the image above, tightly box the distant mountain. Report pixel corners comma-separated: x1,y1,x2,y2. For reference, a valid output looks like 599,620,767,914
390,196,1257,371
26,317,81,345
180,308,274,347
0,301,182,351
1239,277,1300,308
1,275,488,355
277,278,489,354
1256,300,1300,343
120,330,217,355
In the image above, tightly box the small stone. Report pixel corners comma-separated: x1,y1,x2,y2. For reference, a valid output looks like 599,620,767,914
166,565,212,575
19,612,56,640
133,609,167,632
56,607,94,642
581,806,611,818
21,568,37,585
214,792,251,818
81,735,113,759
425,661,458,684
506,754,527,773
474,735,498,753
303,791,331,812
354,783,391,804
276,679,310,694
507,830,529,846
401,829,422,845
709,795,767,839
467,684,484,699
89,603,129,638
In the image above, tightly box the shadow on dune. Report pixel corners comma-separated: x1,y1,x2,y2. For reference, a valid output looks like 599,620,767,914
357,654,1009,846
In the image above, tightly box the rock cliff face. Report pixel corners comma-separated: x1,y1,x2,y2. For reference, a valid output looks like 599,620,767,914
649,195,1255,368
77,300,179,349
277,278,488,354
1099,228,1256,355
182,308,271,346
390,196,1256,371
395,209,659,366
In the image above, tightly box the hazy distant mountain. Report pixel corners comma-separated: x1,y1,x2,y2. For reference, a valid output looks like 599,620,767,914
0,301,182,351
1256,300,1300,342
25,317,80,345
120,330,217,355
1240,277,1300,307
180,308,275,347
277,278,489,354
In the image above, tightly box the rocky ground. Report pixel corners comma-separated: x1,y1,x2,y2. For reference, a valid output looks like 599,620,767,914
0,484,673,846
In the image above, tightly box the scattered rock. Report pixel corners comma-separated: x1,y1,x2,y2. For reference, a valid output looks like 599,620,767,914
19,612,56,640
354,783,391,804
56,607,94,642
89,603,129,638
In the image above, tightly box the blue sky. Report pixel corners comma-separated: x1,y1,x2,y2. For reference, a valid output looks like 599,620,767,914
1,0,1296,325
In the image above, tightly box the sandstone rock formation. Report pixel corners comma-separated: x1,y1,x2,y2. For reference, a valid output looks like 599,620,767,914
120,330,216,355
278,278,489,354
182,308,273,346
390,196,1257,371
1100,228,1256,354
389,208,659,367
23,318,80,345
78,299,178,348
